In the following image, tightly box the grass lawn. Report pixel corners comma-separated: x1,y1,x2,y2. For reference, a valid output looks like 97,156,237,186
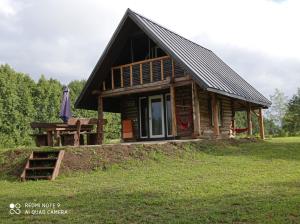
1,137,300,223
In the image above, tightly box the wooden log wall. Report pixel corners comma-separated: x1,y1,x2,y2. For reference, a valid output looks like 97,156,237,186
219,96,234,138
175,85,193,137
198,89,233,139
120,95,139,141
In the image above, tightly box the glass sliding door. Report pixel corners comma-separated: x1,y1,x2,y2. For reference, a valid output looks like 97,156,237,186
139,97,149,138
165,94,173,137
149,95,165,138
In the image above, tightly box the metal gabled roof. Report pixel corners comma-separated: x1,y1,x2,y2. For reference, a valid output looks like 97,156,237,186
128,9,271,107
75,8,271,110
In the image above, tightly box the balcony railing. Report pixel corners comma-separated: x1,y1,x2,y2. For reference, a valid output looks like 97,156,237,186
102,56,186,91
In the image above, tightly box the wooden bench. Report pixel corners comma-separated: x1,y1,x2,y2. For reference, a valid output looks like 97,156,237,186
31,118,105,146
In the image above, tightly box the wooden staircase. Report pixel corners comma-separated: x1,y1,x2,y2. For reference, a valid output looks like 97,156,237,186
21,150,64,181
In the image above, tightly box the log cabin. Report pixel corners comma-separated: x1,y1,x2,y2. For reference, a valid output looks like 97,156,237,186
75,9,271,144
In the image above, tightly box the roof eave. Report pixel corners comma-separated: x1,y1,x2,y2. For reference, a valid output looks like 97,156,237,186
206,87,271,108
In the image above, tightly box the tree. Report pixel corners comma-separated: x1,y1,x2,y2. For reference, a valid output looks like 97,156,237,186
283,88,300,135
0,65,121,148
265,89,288,134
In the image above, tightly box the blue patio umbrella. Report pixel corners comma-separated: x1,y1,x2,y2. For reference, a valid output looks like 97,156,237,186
59,86,72,122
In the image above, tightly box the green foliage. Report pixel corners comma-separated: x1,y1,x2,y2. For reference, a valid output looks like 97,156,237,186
265,88,288,128
1,137,300,223
104,112,121,139
0,65,120,148
283,88,300,135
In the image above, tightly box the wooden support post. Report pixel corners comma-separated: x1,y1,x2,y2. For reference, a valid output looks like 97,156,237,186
97,94,104,144
102,81,106,91
150,61,153,82
258,108,265,139
161,59,164,80
231,100,236,137
120,67,124,88
47,131,53,146
111,69,114,90
140,64,143,85
170,85,177,137
130,65,133,86
211,93,220,138
247,103,253,136
192,81,201,137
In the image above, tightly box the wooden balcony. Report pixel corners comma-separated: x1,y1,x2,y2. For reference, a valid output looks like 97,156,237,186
101,56,192,97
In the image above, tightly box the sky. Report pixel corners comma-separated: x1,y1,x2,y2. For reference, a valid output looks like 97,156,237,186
0,0,299,99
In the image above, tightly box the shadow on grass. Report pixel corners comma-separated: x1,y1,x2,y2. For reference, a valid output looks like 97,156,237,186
1,184,300,224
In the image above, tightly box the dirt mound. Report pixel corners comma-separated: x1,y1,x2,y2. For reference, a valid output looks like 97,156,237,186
0,138,258,179
61,142,182,173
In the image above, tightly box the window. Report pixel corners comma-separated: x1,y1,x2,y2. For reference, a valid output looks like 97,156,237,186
209,98,222,127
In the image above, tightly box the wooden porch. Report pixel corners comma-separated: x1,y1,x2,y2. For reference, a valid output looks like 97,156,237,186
93,56,265,145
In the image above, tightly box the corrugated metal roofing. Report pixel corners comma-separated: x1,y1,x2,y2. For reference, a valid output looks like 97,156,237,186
129,9,271,107
75,8,271,109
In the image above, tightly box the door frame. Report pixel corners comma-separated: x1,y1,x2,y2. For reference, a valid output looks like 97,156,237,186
139,97,148,139
148,95,165,138
165,93,173,137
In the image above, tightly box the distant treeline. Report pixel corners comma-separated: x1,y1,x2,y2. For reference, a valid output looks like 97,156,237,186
0,64,120,148
0,64,299,147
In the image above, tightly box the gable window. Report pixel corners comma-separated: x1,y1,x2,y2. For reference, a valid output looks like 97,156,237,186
208,98,222,127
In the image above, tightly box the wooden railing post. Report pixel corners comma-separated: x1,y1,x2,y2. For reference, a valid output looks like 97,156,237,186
161,59,164,80
140,64,143,85
247,103,252,136
130,65,133,86
97,94,104,144
259,108,265,139
111,69,114,90
211,93,220,138
120,67,124,88
150,61,153,83
102,81,106,91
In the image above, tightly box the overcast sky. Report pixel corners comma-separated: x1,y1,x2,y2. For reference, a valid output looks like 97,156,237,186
0,0,299,98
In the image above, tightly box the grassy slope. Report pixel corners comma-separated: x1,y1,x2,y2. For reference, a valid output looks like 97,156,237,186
1,137,300,223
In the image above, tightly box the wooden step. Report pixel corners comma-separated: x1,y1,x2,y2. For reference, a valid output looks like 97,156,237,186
21,150,64,181
25,175,52,180
26,167,55,170
29,158,58,161
32,151,59,158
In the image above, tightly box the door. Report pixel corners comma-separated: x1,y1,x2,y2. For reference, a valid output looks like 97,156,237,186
149,95,165,138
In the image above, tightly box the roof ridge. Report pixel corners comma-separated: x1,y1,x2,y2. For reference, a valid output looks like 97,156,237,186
128,8,212,53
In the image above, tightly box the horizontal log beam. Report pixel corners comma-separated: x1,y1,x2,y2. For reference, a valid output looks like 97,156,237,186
102,79,170,97
101,76,192,98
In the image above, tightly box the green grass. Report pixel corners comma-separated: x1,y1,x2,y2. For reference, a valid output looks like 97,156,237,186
1,137,300,223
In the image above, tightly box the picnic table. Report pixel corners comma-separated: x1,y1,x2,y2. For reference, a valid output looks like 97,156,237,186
30,118,100,147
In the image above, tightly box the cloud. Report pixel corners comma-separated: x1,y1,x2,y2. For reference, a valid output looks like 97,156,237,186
0,0,16,17
0,0,299,98
197,39,300,98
